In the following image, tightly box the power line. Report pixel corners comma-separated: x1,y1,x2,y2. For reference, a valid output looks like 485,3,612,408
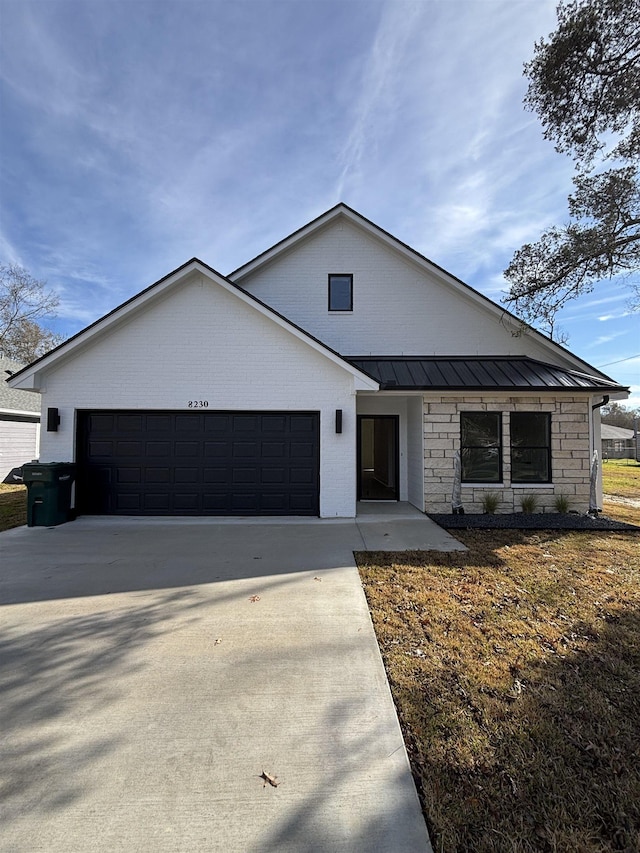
596,353,640,368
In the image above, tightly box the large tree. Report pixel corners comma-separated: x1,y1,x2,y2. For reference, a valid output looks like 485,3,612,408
503,0,640,338
601,401,640,428
0,264,63,362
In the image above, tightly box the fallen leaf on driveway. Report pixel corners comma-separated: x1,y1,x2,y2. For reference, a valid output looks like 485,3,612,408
214,638,222,645
260,770,279,788
249,595,261,602
313,577,322,582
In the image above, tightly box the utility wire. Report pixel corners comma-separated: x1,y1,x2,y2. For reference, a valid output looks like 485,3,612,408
596,353,640,368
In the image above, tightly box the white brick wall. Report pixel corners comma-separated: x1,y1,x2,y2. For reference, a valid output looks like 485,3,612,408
238,218,578,366
423,394,594,514
37,273,359,517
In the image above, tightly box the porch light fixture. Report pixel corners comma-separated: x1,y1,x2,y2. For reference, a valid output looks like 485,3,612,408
47,407,60,432
335,409,343,434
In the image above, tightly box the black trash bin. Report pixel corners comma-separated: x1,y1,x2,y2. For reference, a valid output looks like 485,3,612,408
22,462,76,527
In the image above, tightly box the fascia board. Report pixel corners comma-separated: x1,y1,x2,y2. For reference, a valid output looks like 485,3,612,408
0,407,41,418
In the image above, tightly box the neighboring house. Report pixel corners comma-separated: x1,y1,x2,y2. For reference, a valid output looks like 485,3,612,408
601,423,637,460
0,355,40,482
8,204,628,517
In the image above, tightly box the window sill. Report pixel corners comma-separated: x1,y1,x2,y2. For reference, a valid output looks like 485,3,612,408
462,483,504,488
511,483,553,488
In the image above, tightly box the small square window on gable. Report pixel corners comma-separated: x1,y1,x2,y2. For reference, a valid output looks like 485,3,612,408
328,274,353,311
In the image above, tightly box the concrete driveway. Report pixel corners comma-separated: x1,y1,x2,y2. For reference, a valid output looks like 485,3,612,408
0,512,458,851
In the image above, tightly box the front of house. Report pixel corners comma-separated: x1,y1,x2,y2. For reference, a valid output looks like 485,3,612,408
8,204,627,517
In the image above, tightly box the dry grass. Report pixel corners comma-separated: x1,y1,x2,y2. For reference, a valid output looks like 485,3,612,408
0,485,26,531
602,499,640,526
602,459,640,500
358,529,640,852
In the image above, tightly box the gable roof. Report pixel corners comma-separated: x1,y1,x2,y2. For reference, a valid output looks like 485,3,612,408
347,356,628,394
7,259,378,392
229,203,619,385
0,356,40,416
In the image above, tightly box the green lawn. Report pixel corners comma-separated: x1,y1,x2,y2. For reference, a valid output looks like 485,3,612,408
602,458,640,500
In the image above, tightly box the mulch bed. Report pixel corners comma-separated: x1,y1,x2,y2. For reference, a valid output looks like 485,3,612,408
428,512,639,531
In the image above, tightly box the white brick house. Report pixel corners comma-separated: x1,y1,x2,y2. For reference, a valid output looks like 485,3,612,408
8,204,627,517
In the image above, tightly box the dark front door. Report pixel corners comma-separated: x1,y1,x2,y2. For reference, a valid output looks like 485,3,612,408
357,415,399,500
76,410,320,516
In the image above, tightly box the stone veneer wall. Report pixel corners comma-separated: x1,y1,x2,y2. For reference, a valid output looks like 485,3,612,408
423,395,592,514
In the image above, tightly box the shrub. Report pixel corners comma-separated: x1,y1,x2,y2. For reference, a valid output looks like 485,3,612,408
520,493,539,513
554,493,570,513
481,491,500,514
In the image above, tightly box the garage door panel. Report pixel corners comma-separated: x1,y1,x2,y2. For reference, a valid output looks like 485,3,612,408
202,493,228,511
90,414,115,432
89,440,113,457
77,410,319,516
234,416,258,431
291,441,314,458
146,467,170,483
204,441,229,457
146,441,171,456
291,415,315,432
175,441,199,457
232,468,258,485
146,415,172,431
262,416,286,432
143,493,169,511
117,468,141,483
175,415,200,431
290,494,316,512
117,493,141,511
262,441,285,457
203,467,229,484
173,493,199,511
116,441,143,456
204,415,230,432
117,415,143,432
233,441,258,457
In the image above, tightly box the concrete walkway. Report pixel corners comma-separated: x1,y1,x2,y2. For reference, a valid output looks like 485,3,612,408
0,511,458,852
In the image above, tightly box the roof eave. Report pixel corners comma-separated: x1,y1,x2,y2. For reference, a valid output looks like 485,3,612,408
376,384,629,393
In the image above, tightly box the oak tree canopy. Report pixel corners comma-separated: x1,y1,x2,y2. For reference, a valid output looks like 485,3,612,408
503,0,640,340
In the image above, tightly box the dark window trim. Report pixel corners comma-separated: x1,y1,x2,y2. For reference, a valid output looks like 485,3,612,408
328,273,353,312
460,411,503,484
510,412,552,484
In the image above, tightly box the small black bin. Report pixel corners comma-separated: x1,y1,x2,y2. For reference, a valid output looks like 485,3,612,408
22,463,76,527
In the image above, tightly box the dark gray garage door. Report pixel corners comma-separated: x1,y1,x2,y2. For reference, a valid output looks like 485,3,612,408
76,410,320,516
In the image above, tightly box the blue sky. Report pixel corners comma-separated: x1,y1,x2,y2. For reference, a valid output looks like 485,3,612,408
1,0,638,405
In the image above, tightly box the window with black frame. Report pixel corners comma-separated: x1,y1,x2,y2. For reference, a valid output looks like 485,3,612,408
510,412,551,483
328,274,353,311
460,412,502,483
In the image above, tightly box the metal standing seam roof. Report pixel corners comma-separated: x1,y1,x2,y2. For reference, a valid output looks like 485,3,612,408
346,357,628,393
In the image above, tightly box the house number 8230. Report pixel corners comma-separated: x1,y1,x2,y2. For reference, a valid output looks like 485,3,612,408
188,400,209,408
